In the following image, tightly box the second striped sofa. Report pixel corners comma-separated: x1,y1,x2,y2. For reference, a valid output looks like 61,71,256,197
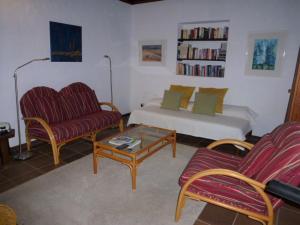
175,122,300,225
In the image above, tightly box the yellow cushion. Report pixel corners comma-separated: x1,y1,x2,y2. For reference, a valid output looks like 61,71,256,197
170,85,195,108
198,87,228,113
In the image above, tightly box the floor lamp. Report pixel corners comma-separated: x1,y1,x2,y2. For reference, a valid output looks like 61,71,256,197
104,55,113,104
13,57,49,160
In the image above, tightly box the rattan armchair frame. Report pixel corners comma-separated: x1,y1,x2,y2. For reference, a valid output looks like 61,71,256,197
175,139,274,225
24,102,123,165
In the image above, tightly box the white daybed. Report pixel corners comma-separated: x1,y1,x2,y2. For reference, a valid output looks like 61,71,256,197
127,98,257,140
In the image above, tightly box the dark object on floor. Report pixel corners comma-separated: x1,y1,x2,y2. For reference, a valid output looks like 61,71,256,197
0,204,17,225
266,180,300,206
176,122,300,225
20,82,123,165
0,129,15,165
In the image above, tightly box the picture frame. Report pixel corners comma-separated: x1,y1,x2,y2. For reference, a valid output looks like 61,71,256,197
245,32,286,77
139,40,166,66
50,21,82,62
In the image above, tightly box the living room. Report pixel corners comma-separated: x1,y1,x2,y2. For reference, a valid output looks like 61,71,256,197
0,0,300,224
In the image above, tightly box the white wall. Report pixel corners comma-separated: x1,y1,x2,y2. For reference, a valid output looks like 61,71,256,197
0,0,131,146
129,0,300,136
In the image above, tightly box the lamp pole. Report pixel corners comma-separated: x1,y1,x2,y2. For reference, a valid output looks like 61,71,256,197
13,57,49,160
104,55,113,104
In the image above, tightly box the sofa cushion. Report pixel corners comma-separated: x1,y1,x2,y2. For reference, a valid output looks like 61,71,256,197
60,91,100,120
179,148,274,215
192,93,217,116
180,172,275,215
238,134,277,178
169,85,195,108
180,148,242,183
34,96,66,124
28,110,121,143
161,90,183,110
198,87,228,113
20,86,59,119
254,138,300,210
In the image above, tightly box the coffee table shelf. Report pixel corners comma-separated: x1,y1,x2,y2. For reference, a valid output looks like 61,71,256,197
93,125,176,191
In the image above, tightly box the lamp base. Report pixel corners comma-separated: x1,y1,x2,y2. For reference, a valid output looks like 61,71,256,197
13,151,33,160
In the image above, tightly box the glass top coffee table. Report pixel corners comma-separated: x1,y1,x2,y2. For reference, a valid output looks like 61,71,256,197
93,125,176,191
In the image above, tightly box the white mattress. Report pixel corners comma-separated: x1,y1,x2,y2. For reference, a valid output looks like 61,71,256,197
128,98,257,140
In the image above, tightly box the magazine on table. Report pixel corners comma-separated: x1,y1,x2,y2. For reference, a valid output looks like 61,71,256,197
109,136,140,147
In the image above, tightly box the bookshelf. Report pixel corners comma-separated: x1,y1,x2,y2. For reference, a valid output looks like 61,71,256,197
176,20,229,77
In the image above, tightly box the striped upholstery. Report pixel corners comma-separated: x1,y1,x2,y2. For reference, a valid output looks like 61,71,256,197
60,82,101,120
20,86,60,121
179,122,300,215
238,134,277,178
27,110,121,144
20,82,121,143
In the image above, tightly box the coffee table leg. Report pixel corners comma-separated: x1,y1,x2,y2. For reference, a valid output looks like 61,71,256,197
172,133,176,158
93,151,98,174
129,164,137,191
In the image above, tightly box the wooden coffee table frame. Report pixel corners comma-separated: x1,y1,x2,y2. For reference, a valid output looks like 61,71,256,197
93,125,176,191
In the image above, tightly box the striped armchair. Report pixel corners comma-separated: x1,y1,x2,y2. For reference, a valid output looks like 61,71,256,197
175,122,300,225
20,82,123,165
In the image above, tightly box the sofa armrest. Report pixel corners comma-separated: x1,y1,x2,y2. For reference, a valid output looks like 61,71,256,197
177,168,273,224
98,102,119,112
207,139,254,150
24,117,56,144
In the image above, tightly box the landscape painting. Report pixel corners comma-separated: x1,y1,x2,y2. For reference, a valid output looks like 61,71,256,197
252,38,278,70
50,21,82,62
245,32,285,77
139,40,166,66
142,44,162,62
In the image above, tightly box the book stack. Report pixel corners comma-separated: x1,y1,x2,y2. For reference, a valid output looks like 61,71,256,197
177,63,224,77
177,43,227,61
109,136,141,149
179,26,229,40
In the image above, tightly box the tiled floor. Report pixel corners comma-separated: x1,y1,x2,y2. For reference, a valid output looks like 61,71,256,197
1,118,299,224
194,203,300,225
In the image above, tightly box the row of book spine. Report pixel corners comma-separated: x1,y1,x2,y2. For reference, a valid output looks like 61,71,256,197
179,26,229,40
177,63,225,77
177,43,227,60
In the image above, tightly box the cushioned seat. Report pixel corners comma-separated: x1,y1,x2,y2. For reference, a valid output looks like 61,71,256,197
28,110,122,144
175,122,300,225
20,82,123,165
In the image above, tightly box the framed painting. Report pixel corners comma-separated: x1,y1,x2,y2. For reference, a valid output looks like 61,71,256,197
50,21,82,62
245,32,286,77
139,40,166,66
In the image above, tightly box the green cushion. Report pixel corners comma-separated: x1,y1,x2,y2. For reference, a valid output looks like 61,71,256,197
192,92,217,115
161,90,183,110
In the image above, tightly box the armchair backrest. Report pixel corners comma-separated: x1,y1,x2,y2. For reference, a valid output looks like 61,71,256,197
20,82,101,123
59,82,100,120
20,86,65,124
255,122,300,183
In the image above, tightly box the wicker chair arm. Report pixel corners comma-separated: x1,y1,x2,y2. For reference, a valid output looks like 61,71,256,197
98,102,119,112
24,117,56,143
181,168,273,223
207,139,254,150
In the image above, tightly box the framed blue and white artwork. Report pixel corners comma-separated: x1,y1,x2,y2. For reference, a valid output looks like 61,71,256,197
50,21,82,62
245,32,286,77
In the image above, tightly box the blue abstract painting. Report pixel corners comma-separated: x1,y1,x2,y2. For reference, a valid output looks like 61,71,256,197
252,38,278,70
50,21,82,62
